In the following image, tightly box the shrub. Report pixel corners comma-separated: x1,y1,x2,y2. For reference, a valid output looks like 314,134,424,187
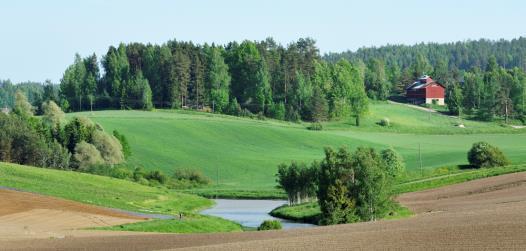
257,220,282,231
173,168,211,185
378,117,390,127
467,142,510,168
111,167,133,179
307,122,323,131
144,170,167,184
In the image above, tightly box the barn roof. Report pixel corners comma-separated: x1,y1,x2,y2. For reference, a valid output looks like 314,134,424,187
406,75,445,90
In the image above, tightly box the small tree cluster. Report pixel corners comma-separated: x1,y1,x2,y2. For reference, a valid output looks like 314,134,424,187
276,146,405,225
172,168,211,186
276,162,318,205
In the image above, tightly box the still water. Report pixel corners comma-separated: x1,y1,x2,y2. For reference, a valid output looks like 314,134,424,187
201,199,315,229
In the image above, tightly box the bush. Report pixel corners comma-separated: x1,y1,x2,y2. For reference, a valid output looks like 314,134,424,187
467,142,510,168
73,141,104,170
381,148,405,177
257,220,282,231
144,170,168,184
378,117,390,127
111,167,133,179
307,122,323,131
173,168,211,185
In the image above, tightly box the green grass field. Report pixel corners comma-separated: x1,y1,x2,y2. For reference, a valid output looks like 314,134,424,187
69,102,526,192
0,162,243,233
0,162,210,213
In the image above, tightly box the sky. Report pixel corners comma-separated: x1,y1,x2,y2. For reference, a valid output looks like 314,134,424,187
1,0,525,83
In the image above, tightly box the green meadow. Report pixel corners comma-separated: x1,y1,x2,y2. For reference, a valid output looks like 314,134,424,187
69,102,526,191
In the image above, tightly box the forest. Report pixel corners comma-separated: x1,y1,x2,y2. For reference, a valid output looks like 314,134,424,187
2,37,526,123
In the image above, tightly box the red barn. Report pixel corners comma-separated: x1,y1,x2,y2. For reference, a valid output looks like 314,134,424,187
405,75,445,105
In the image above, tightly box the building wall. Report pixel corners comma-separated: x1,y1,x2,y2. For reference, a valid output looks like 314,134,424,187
425,84,445,99
426,98,444,105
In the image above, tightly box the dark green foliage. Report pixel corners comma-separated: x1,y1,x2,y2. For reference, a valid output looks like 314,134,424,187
317,148,357,225
144,170,168,184
113,130,132,159
0,113,70,169
308,86,329,122
467,142,510,168
276,162,318,205
257,220,282,231
63,117,96,153
268,102,286,120
225,98,242,116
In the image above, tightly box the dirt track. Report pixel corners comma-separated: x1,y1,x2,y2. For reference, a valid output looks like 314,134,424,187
1,172,526,250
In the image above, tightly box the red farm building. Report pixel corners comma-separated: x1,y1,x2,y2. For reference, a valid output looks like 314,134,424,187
405,75,445,105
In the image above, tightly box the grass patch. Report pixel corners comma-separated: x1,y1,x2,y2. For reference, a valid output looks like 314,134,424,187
98,214,243,233
69,103,526,191
270,202,320,224
394,164,526,194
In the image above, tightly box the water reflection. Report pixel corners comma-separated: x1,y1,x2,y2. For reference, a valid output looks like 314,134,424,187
201,199,315,229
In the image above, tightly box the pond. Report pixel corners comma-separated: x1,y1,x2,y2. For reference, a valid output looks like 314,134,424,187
201,199,315,229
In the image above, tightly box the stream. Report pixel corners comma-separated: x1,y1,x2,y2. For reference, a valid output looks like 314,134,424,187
201,199,315,229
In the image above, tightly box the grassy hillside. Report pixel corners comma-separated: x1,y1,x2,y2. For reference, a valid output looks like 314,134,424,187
0,162,243,233
69,102,526,190
0,162,210,213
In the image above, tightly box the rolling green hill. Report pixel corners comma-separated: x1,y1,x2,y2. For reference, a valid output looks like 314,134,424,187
69,102,526,190
0,162,210,213
0,162,243,233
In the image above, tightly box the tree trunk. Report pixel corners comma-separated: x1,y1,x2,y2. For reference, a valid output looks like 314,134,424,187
355,115,360,127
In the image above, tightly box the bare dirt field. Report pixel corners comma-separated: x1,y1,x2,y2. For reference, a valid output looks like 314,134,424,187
1,172,525,250
0,189,145,241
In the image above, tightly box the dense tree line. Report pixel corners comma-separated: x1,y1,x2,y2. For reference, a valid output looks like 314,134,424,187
0,80,58,111
56,38,368,124
5,37,526,123
326,37,526,75
445,57,526,122
277,147,405,225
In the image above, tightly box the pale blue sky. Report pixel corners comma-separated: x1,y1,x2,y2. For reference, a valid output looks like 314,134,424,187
1,0,525,83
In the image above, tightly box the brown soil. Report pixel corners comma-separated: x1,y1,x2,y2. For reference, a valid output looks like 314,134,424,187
1,172,526,250
0,189,145,241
